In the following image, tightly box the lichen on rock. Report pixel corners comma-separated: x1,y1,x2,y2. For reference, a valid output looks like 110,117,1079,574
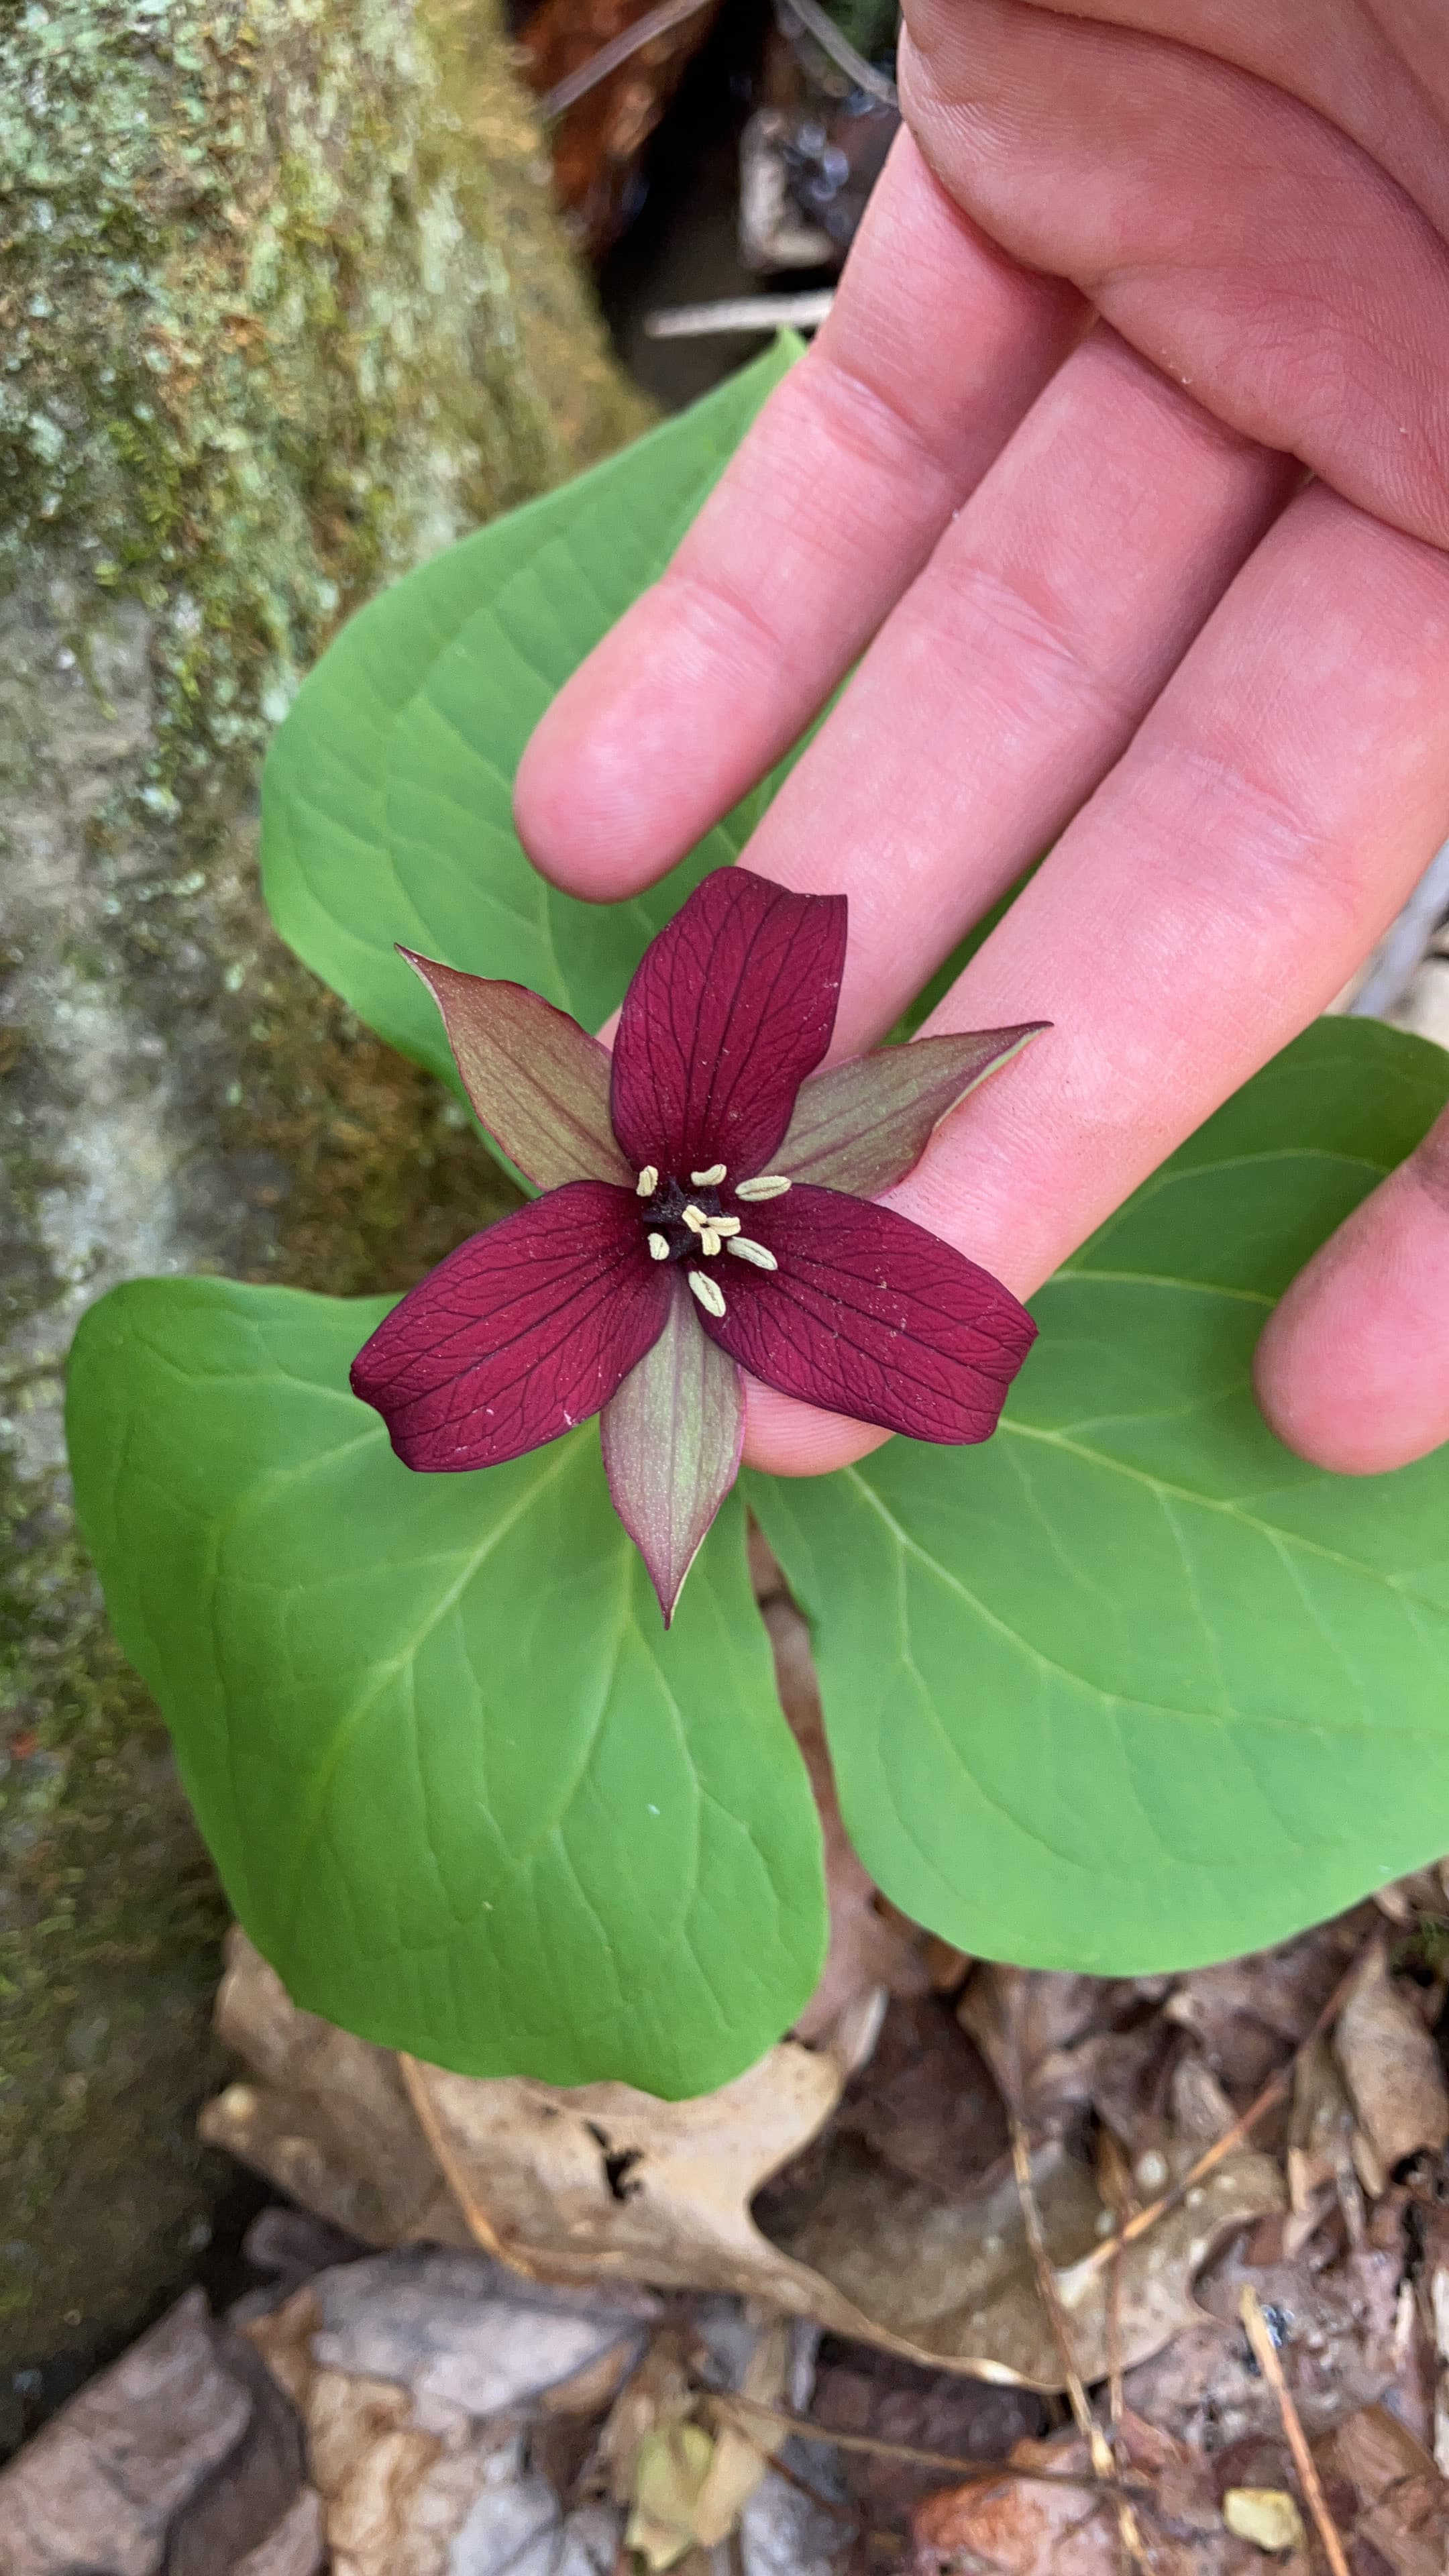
0,0,648,2433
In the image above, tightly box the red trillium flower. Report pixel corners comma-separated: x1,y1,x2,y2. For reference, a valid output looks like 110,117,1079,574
352,868,1044,1622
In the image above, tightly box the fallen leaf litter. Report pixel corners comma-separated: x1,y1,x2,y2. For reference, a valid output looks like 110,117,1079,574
5,1576,1449,2573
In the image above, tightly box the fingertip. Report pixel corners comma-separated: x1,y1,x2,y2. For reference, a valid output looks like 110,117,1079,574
513,633,672,901
1254,1151,1449,1475
741,1379,890,1478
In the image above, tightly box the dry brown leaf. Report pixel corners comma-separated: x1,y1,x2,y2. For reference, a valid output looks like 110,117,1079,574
1333,1947,1449,2176
209,1937,1279,2393
1371,1870,1448,1925
909,2411,1271,2576
1313,2403,1449,2576
958,1964,1206,2168
1169,2054,1238,2149
244,2255,641,2576
1285,2038,1357,2212
305,2369,443,2576
1124,2236,1405,2451
810,2349,1044,2531
957,1968,1137,2132
761,2129,1283,2387
836,1992,1009,2196
205,1931,844,2291
1421,2202,1449,2477
1165,1919,1372,2103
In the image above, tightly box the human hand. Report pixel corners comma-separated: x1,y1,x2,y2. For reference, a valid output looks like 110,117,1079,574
515,1,1449,1481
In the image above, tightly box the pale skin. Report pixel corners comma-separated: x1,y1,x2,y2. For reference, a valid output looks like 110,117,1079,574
515,0,1449,1481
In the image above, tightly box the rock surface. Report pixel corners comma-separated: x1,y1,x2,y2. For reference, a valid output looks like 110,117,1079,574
0,0,647,2435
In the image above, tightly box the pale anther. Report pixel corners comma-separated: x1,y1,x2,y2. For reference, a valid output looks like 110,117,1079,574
699,1228,722,1257
635,1165,658,1197
690,1163,727,1186
688,1269,727,1318
682,1203,708,1232
647,1232,670,1262
735,1175,791,1202
727,1238,777,1271
710,1214,741,1237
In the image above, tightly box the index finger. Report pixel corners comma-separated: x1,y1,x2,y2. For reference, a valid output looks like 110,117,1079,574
513,134,1082,899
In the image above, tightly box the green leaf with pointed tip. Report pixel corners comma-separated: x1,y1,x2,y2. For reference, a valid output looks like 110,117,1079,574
753,1017,1449,1976
260,343,800,1096
66,1276,825,2096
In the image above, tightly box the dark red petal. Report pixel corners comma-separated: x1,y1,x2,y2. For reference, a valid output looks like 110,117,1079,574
350,1181,669,1470
610,866,847,1179
700,1185,1036,1444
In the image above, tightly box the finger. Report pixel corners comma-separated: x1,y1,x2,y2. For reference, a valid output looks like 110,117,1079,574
1254,1104,1449,1472
737,323,1292,1049
900,0,1449,552
742,484,1449,1473
513,133,1083,900
941,0,1449,235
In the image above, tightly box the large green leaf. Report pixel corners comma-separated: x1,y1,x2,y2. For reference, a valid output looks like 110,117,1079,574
261,342,799,1088
753,1017,1449,1974
66,1278,825,2096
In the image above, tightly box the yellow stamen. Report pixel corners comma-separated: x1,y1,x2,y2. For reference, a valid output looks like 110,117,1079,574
690,1163,727,1186
727,1238,777,1271
688,1269,726,1318
635,1165,659,1197
647,1232,670,1261
682,1203,708,1232
710,1214,741,1236
735,1175,791,1202
698,1228,722,1256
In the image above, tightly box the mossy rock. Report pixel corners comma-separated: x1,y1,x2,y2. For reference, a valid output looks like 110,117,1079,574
0,0,649,2440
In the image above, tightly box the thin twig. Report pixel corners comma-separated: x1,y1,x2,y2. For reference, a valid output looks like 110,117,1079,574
1238,2286,1351,2576
719,2395,1151,2502
1103,2140,1137,2576
1078,1929,1383,2281
645,290,835,339
398,2051,561,2283
541,0,713,123
1009,2116,1150,2571
704,2400,861,2526
773,0,899,107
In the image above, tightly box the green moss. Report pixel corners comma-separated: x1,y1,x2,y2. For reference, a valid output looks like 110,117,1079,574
0,0,647,2415
0,0,646,800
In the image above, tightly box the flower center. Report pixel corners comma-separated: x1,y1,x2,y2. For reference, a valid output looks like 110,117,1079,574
634,1162,784,1305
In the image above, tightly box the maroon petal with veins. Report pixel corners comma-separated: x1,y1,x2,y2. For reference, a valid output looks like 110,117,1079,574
610,866,847,1180
350,1181,670,1470
698,1184,1036,1444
